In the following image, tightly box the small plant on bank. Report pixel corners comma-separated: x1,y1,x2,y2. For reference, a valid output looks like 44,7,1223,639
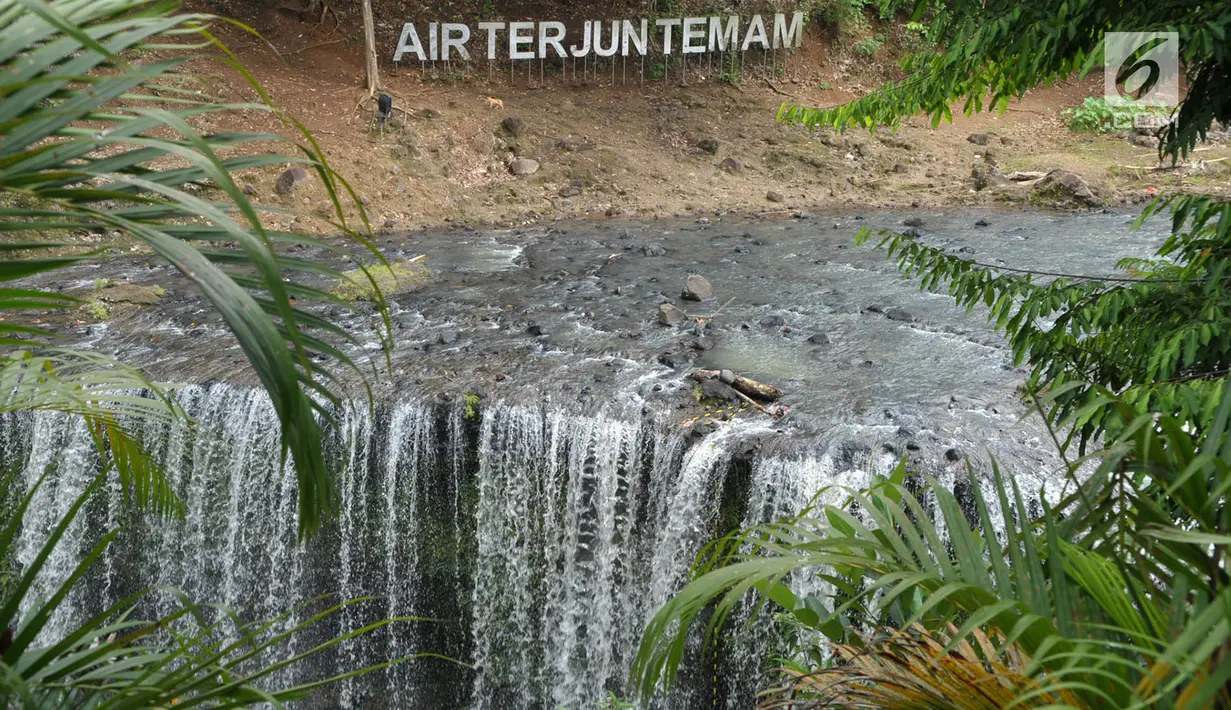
82,300,111,321
463,393,481,421
852,34,884,57
93,278,112,290
1061,97,1171,133
152,285,167,297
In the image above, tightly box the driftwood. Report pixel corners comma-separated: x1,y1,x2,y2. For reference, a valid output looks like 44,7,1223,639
1005,170,1048,182
692,369,782,402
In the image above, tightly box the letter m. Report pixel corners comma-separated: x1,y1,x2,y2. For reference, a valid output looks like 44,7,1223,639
773,12,804,49
708,16,739,52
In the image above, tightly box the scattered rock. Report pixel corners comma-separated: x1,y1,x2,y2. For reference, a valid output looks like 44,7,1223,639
501,115,527,137
526,323,547,337
971,163,1008,191
641,242,667,257
967,133,990,146
891,163,908,173
903,227,922,238
559,185,582,198
806,333,831,345
438,328,459,345
274,166,310,195
945,448,964,462
884,307,916,323
903,216,924,228
390,165,401,176
719,369,736,384
766,190,785,203
1030,169,1099,207
759,314,786,328
682,274,715,301
658,303,687,326
975,218,992,227
509,158,540,176
657,350,696,369
696,138,720,154
717,156,742,172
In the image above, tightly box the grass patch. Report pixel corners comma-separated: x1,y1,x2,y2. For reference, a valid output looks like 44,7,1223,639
331,259,432,302
463,393,481,421
81,300,111,321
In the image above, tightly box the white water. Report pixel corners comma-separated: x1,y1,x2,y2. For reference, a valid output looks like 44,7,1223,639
0,383,1041,709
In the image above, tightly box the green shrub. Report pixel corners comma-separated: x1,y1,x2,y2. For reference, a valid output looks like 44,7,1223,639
1061,97,1171,133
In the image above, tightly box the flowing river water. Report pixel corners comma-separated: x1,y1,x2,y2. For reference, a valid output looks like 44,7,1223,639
0,209,1168,708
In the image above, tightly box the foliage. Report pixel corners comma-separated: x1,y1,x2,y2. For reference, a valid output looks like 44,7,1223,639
634,390,1231,709
0,0,394,540
852,34,884,57
778,0,1231,166
1062,97,1172,133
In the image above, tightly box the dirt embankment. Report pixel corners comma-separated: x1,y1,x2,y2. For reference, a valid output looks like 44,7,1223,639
154,5,1231,234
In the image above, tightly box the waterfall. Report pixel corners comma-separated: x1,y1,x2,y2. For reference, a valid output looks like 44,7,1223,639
0,383,1044,709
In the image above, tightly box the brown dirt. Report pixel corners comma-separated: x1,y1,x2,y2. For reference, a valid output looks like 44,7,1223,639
67,6,1231,237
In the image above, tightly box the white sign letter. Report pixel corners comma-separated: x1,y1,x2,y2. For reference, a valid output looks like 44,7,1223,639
478,22,505,60
593,20,619,57
441,23,471,60
622,19,648,56
708,16,739,52
393,23,426,62
508,21,535,59
569,20,592,57
682,17,706,54
656,18,681,55
772,12,804,49
539,21,567,58
742,15,769,51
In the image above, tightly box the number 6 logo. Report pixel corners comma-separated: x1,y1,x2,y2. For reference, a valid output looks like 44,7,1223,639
1104,32,1179,107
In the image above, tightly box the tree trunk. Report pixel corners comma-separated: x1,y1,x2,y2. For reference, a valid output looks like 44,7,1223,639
362,0,379,95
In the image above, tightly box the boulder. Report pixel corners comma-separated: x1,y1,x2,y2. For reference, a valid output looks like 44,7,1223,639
699,378,742,403
658,303,687,326
885,307,916,323
641,242,667,257
501,115,527,137
766,190,785,203
274,166,310,195
509,158,540,176
903,216,925,228
717,156,742,172
1030,169,1099,207
971,163,1008,191
681,274,714,301
967,133,990,146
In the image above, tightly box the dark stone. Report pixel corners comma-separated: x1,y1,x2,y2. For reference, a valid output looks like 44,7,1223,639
885,307,916,323
903,227,922,238
717,156,742,172
967,133,990,146
945,448,964,462
903,216,925,228
958,246,976,254
906,440,922,451
526,323,547,336
697,138,720,154
759,314,786,328
559,185,582,198
975,218,992,227
806,333,831,345
699,378,741,403
766,190,785,203
501,115,527,137
641,242,667,257
657,350,696,369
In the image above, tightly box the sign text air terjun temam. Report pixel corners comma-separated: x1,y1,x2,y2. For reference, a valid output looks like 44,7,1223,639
392,13,805,62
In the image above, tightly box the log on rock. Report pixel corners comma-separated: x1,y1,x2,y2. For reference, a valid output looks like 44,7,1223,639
692,370,782,402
